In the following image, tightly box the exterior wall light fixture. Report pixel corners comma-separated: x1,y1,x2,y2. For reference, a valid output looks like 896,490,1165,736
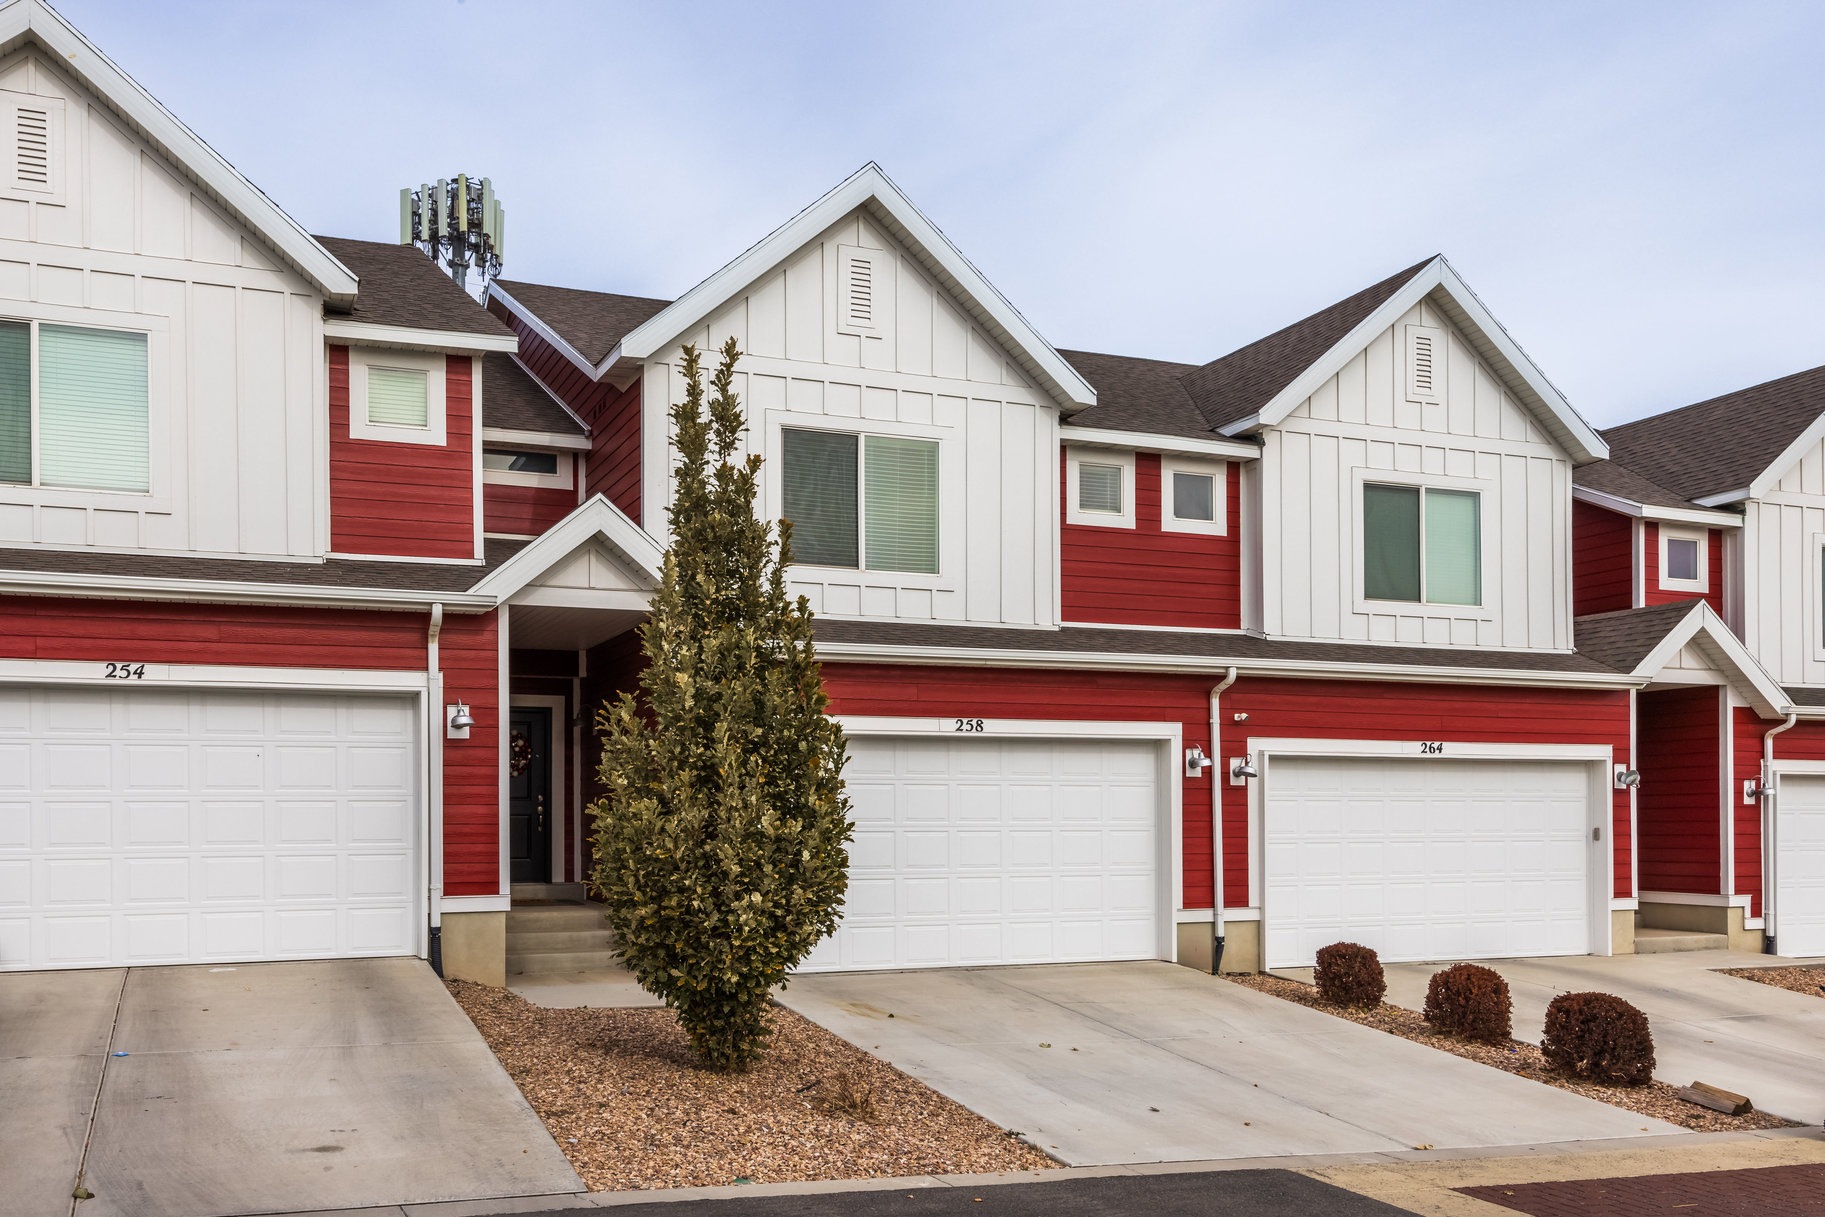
1613,765,1641,790
447,702,474,739
1184,746,1214,778
1229,755,1259,785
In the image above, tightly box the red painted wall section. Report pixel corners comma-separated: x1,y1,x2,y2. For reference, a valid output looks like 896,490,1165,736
1636,686,1723,895
329,346,476,559
1733,707,1769,918
819,664,1633,909
1572,500,1634,616
1641,523,1726,615
440,610,501,897
483,457,579,537
488,303,643,526
1060,454,1242,629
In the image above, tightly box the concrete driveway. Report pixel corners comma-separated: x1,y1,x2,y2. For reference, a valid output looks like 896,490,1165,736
1368,950,1825,1125
2,957,581,1217
777,962,1680,1166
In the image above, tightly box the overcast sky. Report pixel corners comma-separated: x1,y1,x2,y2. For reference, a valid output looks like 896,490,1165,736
54,0,1825,428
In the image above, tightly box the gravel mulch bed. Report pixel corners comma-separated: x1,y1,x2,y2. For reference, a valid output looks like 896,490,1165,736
1721,964,1825,999
447,980,1056,1191
1225,973,1796,1132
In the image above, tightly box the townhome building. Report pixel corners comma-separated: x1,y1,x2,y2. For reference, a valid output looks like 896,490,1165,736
4,0,1822,987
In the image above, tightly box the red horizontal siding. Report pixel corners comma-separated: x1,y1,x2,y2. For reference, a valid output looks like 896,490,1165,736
0,596,503,896
488,304,643,526
1572,499,1633,616
329,346,476,559
1060,454,1241,629
484,473,577,537
1636,685,1722,895
1733,707,1768,918
1642,523,1726,615
819,664,1633,910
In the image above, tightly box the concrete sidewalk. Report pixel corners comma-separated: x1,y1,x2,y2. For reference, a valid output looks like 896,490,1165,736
776,961,1682,1167
1363,951,1825,1125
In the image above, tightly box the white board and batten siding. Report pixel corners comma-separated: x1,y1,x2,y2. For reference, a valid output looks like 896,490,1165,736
1259,300,1573,650
1741,436,1825,686
640,208,1057,627
0,51,326,558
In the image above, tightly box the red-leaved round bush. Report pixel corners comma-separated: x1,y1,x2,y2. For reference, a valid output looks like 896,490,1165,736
1313,942,1385,1007
1540,991,1656,1085
1423,963,1513,1043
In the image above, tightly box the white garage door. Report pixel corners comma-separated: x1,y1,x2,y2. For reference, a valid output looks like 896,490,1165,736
1776,775,1825,957
801,734,1160,972
0,684,420,971
1264,756,1593,969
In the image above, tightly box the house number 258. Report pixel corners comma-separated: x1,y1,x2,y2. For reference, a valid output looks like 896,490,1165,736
953,718,986,732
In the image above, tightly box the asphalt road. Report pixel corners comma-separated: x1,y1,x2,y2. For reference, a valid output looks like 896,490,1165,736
510,1170,1416,1216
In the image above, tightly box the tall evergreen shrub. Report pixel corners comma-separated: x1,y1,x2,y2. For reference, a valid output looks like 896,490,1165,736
589,339,853,1071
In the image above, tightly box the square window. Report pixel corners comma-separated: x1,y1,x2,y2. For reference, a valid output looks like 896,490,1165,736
1666,537,1700,582
1078,463,1123,514
1172,471,1215,522
1658,527,1708,592
365,366,429,428
346,347,446,446
782,426,940,575
1363,482,1481,606
0,317,149,493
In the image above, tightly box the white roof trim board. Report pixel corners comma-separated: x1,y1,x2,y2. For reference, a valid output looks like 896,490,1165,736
0,0,358,305
486,283,602,383
468,494,662,602
1749,410,1825,502
1059,425,1261,461
322,319,519,354
605,163,1097,414
1221,256,1610,465
1570,486,1743,528
1630,600,1790,719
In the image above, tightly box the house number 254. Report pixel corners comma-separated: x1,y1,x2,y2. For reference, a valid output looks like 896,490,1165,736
104,662,147,680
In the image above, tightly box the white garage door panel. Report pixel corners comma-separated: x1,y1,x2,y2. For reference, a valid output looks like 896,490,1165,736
1776,775,1825,957
0,685,420,971
1264,757,1592,970
801,735,1159,972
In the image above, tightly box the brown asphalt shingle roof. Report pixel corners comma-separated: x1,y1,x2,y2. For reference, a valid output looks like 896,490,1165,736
493,279,671,366
0,538,527,594
1058,350,1213,441
1597,364,1825,504
316,237,514,339
1571,600,1704,674
1571,459,1712,512
482,352,585,436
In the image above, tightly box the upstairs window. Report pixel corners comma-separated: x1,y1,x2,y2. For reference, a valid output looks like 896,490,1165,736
1364,482,1480,606
782,426,939,574
365,366,429,428
1659,526,1708,593
347,347,447,445
1065,447,1136,528
1079,463,1123,514
483,448,558,475
0,318,150,493
1160,456,1227,535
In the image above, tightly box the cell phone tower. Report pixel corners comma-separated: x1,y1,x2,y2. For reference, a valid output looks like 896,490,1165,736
400,176,503,299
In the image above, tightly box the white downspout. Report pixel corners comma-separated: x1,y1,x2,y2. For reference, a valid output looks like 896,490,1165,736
1209,666,1238,974
426,604,445,971
1762,712,1798,949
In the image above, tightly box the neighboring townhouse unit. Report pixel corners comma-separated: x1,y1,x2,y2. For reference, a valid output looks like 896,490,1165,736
7,0,1825,987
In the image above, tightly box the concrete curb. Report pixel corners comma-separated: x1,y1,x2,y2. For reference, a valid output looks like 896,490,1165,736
243,1125,1821,1216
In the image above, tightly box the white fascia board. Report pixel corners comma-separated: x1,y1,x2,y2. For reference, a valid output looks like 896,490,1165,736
1694,488,1750,508
0,569,494,611
1748,410,1825,500
1058,426,1261,461
610,163,1097,414
812,640,1641,690
0,0,359,305
1629,600,1789,717
486,283,600,383
322,319,517,355
505,352,591,435
481,426,589,452
467,494,662,601
1571,485,1743,528
1234,256,1610,464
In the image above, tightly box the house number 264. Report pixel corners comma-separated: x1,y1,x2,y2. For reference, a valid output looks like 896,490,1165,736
1418,741,1445,754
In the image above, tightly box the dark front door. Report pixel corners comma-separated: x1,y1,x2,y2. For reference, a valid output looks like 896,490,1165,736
508,706,552,884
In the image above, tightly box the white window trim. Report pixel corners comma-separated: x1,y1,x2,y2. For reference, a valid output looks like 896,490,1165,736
1066,446,1135,528
1350,466,1494,620
766,413,952,585
482,448,572,490
348,347,447,446
1657,524,1708,593
0,304,169,512
1160,456,1228,536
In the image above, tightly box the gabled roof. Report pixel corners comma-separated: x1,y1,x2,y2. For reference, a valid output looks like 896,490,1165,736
603,163,1097,413
317,237,513,339
481,352,586,437
1178,258,1435,431
1598,363,1825,506
491,279,670,368
468,495,661,601
0,0,357,305
1574,600,1789,717
1057,349,1210,440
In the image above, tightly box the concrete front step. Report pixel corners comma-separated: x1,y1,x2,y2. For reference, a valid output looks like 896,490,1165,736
511,882,587,902
506,904,605,932
507,929,614,953
508,947,620,975
1634,926,1730,953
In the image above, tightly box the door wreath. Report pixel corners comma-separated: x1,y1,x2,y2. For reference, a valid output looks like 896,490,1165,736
509,729,533,777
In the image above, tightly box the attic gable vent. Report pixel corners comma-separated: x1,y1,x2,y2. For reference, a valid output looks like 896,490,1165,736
837,244,892,336
1405,323,1443,404
14,107,48,187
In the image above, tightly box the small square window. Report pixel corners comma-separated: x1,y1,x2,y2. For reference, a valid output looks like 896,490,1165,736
366,366,429,428
1158,457,1226,535
1172,471,1215,522
1658,527,1708,592
1078,463,1123,514
1665,537,1699,582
